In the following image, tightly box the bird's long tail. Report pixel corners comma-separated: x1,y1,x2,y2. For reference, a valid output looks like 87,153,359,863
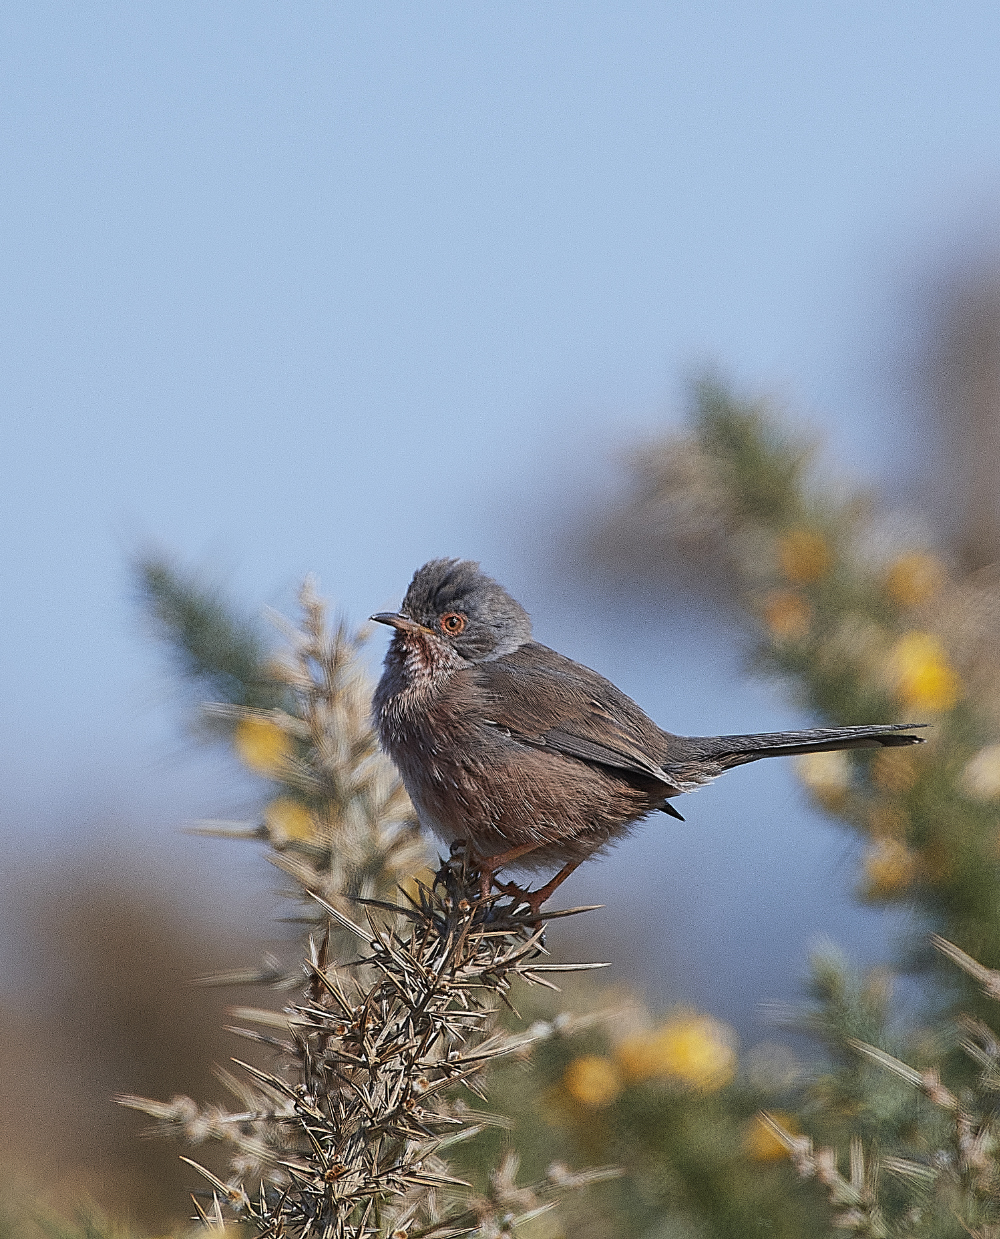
675,723,925,771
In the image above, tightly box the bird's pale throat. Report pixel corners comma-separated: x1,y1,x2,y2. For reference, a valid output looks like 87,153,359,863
393,630,464,685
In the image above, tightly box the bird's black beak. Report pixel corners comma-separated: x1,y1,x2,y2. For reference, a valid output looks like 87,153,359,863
370,611,433,635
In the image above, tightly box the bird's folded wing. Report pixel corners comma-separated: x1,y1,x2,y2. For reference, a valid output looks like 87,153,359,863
472,642,685,791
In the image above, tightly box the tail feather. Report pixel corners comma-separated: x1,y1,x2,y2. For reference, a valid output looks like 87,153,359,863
674,723,926,771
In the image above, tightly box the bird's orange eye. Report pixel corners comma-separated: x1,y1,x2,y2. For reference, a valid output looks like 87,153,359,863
440,612,466,635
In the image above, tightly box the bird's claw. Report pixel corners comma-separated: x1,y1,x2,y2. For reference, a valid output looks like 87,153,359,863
492,877,546,915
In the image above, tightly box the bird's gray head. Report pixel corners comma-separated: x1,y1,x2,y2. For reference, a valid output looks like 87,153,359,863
372,559,533,663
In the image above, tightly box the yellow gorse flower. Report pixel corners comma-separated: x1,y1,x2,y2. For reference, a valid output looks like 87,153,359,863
778,529,831,584
563,1055,622,1107
863,838,917,898
885,552,944,607
265,797,315,843
887,631,960,713
762,590,812,641
234,715,295,776
744,1111,797,1162
616,1013,736,1092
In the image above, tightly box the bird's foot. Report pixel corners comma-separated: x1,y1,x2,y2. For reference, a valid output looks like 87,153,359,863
492,861,583,917
493,876,531,904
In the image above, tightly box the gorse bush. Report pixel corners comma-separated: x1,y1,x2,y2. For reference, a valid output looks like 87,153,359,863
588,378,1000,1235
599,379,1000,975
763,936,1000,1236
124,860,616,1238
125,577,618,1237
112,375,1000,1237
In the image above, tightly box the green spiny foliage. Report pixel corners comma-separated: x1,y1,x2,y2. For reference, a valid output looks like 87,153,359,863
695,377,816,529
765,937,1000,1237
599,379,1000,994
136,555,288,714
581,376,1000,1233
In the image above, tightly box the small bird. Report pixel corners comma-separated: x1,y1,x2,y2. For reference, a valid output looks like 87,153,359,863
372,559,924,911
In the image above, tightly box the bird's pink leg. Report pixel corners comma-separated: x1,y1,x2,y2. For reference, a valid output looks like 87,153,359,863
472,842,586,912
478,847,586,913
506,859,584,915
472,840,544,899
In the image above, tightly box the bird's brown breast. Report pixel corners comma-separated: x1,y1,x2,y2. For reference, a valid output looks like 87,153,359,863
374,651,666,869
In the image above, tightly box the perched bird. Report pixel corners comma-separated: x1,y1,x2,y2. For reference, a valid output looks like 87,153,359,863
372,559,924,911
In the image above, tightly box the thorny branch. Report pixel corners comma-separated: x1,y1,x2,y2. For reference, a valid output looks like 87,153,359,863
123,576,617,1238
121,858,615,1239
761,934,1000,1237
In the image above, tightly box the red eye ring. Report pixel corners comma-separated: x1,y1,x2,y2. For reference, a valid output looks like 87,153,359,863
440,612,466,635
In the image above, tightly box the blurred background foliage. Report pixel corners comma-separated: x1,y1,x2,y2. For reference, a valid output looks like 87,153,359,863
5,263,1000,1236
0,260,998,1236
7,5,1000,1235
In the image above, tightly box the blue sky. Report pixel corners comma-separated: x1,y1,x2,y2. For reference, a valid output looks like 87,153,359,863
1,1,997,1027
